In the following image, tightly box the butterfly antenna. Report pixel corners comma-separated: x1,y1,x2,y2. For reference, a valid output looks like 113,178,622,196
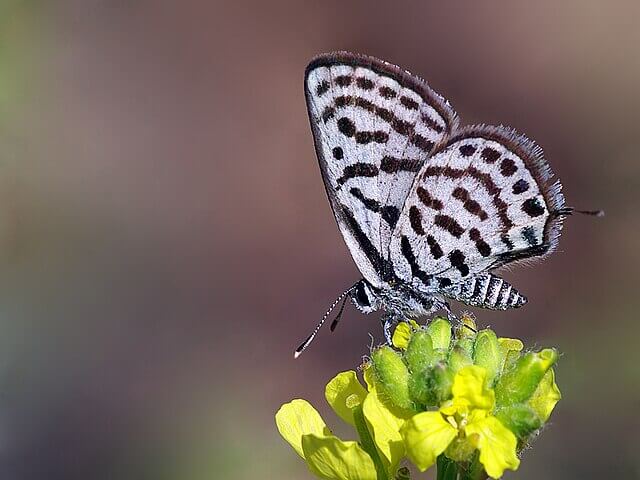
294,286,355,359
555,207,604,218
329,293,350,332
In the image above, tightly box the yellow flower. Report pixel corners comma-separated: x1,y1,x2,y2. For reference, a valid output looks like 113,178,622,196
276,370,409,480
276,398,378,480
401,365,520,479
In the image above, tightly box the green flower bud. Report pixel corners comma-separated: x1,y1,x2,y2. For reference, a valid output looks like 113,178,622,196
371,346,412,410
456,336,475,357
495,404,543,439
408,362,454,407
405,330,434,372
473,329,501,385
456,314,478,340
495,349,558,406
448,344,473,374
498,337,524,373
426,317,452,350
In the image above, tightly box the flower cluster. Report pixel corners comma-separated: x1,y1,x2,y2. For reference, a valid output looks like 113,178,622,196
276,316,561,480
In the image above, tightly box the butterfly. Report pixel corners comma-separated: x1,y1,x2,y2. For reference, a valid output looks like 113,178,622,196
295,52,600,357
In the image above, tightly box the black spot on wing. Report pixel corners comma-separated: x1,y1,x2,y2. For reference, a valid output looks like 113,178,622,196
348,188,399,227
342,207,392,281
522,226,538,247
316,80,330,96
512,179,529,194
400,96,419,110
336,163,379,186
409,206,424,235
422,166,513,231
420,113,445,133
381,206,400,228
481,147,500,163
335,75,352,87
380,156,422,174
338,117,356,137
522,198,545,217
459,144,476,157
330,95,435,153
501,234,515,250
400,236,432,286
452,187,488,221
321,107,335,122
448,249,469,277
332,147,343,160
379,86,397,99
434,214,465,238
356,77,375,90
426,235,443,259
500,158,517,176
355,130,388,144
417,187,443,210
349,187,380,211
469,228,492,257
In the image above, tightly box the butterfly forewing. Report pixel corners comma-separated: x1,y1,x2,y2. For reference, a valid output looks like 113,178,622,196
389,125,566,289
305,52,457,287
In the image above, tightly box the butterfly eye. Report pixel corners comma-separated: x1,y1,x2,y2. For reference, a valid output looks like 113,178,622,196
354,281,371,307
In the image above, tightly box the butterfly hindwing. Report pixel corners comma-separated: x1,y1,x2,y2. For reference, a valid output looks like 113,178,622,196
305,52,457,287
389,125,566,292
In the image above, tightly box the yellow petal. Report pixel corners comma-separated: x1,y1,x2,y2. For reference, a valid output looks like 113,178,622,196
451,366,495,412
528,368,562,422
363,364,375,391
325,371,368,426
465,415,520,479
302,434,378,480
400,411,457,472
392,321,417,350
275,399,330,458
362,385,411,473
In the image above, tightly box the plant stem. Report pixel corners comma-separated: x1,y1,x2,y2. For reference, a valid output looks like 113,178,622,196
436,455,459,480
353,405,389,480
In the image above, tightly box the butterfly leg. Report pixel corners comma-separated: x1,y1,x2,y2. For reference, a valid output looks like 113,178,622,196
381,313,398,346
441,301,459,326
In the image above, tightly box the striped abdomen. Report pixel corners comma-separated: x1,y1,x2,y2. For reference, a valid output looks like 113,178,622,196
442,273,527,310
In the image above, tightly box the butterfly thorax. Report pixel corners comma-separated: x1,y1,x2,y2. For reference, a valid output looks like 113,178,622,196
350,278,439,319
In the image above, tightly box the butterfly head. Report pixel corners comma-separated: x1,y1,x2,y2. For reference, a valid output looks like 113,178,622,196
350,279,381,314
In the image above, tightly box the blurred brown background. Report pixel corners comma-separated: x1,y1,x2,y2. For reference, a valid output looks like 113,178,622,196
0,1,637,479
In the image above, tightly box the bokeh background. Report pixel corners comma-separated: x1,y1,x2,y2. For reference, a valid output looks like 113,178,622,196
0,1,637,479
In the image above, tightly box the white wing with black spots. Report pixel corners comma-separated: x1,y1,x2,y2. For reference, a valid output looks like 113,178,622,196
305,52,457,287
388,125,565,292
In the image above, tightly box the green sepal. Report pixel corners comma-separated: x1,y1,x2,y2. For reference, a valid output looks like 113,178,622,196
473,330,501,385
527,368,561,422
495,349,558,406
408,362,454,407
495,404,543,439
426,318,452,351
